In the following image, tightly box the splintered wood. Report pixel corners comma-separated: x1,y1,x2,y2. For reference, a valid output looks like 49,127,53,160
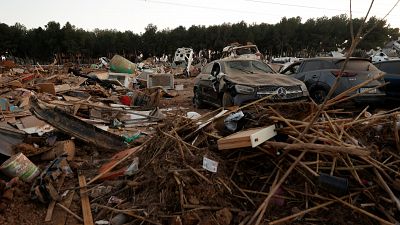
71,104,400,224
78,175,94,225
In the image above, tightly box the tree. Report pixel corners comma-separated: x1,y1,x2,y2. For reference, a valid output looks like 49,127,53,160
0,15,398,63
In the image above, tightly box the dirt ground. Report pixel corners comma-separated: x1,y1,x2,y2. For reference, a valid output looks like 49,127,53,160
159,77,210,114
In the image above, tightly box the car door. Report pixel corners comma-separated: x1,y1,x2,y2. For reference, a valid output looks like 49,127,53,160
297,61,322,80
297,60,340,93
294,61,322,87
208,62,223,104
197,62,220,104
378,61,400,97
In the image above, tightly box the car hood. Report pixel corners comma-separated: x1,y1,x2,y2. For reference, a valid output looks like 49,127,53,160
223,73,304,87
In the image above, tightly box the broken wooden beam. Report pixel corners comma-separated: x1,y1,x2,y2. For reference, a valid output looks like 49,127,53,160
78,175,94,225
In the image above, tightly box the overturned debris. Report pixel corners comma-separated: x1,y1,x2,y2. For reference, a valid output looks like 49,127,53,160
29,96,127,151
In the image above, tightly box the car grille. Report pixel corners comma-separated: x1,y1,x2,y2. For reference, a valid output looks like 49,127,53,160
257,85,303,99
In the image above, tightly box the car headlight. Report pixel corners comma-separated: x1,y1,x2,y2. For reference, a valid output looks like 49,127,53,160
235,85,255,94
300,84,310,96
300,84,308,91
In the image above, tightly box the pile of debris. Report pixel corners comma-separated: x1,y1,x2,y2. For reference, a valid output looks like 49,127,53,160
1,56,400,225
78,101,400,225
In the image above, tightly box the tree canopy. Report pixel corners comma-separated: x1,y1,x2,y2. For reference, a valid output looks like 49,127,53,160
0,14,399,63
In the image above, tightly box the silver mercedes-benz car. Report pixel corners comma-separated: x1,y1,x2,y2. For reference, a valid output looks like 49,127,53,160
193,58,309,107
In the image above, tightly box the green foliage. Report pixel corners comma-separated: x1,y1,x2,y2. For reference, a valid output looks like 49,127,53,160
0,15,398,63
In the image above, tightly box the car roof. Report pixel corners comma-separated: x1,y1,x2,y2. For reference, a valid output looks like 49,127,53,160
373,59,400,64
214,58,263,63
301,57,371,62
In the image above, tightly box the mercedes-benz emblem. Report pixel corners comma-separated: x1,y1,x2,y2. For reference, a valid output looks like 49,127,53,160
276,87,287,98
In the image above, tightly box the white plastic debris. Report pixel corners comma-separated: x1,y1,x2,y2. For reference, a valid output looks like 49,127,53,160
187,111,201,120
125,157,139,175
202,156,218,173
224,111,244,131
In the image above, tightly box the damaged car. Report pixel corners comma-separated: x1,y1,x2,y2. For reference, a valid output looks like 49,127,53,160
193,58,309,107
281,57,386,104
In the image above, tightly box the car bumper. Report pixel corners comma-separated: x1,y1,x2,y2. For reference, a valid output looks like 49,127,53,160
233,93,308,105
352,94,386,104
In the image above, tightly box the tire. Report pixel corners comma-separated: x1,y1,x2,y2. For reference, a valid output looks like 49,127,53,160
193,88,205,108
310,88,328,104
222,92,234,108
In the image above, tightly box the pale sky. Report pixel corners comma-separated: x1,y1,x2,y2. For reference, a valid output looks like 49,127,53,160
0,0,399,33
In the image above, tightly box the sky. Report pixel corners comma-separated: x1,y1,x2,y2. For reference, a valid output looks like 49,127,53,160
0,0,399,34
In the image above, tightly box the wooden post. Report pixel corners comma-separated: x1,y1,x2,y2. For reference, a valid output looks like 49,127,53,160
79,175,94,225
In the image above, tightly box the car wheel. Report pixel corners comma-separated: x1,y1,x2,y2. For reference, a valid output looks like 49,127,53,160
310,88,328,104
222,92,234,107
193,88,204,108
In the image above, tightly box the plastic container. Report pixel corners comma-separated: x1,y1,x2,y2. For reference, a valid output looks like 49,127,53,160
0,152,40,182
119,95,132,106
110,55,136,74
318,173,348,196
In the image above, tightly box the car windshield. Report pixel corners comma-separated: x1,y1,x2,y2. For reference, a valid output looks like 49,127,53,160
226,60,275,74
235,47,258,55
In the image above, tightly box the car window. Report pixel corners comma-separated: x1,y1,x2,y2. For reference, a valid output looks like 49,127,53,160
378,62,400,74
252,61,275,73
337,60,379,71
302,60,334,72
202,63,213,74
211,63,221,76
283,64,300,75
227,61,252,74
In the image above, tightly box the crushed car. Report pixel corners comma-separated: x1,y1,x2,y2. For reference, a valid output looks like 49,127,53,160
172,47,194,77
193,58,309,107
281,57,386,103
221,44,262,60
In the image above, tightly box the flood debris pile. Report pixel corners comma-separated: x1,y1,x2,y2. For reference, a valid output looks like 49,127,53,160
75,102,400,225
0,56,185,223
1,55,400,225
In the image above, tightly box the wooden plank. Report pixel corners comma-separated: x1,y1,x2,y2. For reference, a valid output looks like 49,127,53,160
44,201,56,222
250,125,277,147
54,191,75,225
78,175,94,225
37,83,56,95
217,125,276,150
44,173,66,222
19,115,47,129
